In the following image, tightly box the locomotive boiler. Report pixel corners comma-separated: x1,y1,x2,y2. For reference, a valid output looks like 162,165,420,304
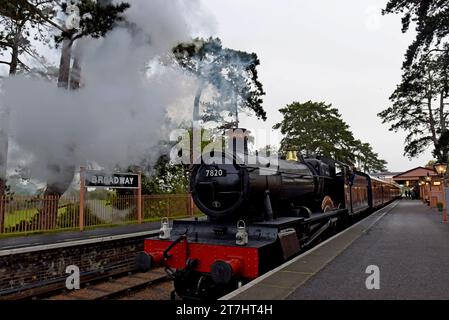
139,128,400,300
191,128,343,222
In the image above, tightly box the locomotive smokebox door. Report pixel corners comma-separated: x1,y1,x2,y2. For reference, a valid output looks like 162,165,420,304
278,228,300,260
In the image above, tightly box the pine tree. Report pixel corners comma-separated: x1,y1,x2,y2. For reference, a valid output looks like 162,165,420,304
1,0,130,229
0,0,58,232
172,37,266,127
380,1,449,162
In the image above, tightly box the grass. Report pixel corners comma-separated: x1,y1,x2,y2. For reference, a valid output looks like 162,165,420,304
4,206,67,228
0,211,205,239
4,199,112,227
5,208,38,228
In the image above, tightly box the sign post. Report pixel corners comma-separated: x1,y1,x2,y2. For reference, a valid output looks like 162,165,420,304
137,171,142,224
81,169,141,226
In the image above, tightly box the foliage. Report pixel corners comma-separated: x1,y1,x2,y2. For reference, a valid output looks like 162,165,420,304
141,155,189,195
116,127,222,196
435,130,449,161
383,0,449,69
378,55,449,159
87,188,114,200
56,0,130,43
426,159,437,167
381,1,449,161
142,195,196,220
273,101,387,172
172,37,266,126
3,202,102,232
0,1,56,76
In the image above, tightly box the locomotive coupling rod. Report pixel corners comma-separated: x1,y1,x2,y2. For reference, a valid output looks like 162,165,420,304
163,234,187,259
303,220,331,248
303,209,347,224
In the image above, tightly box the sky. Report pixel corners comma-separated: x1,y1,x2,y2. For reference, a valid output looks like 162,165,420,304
0,0,434,175
201,0,432,172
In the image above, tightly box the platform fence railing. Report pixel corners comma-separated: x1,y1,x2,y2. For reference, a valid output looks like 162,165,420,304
0,194,201,236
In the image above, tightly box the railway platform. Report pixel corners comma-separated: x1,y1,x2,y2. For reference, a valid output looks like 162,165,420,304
223,199,449,300
0,221,161,253
0,221,164,298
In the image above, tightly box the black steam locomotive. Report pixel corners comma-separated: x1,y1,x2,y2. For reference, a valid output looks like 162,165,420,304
140,129,400,300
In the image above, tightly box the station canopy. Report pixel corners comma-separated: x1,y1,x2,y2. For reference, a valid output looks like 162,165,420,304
393,167,438,185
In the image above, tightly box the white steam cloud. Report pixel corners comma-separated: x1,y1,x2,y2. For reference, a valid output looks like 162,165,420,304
1,0,216,186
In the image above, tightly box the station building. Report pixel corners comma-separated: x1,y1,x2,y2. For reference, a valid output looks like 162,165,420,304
390,167,443,209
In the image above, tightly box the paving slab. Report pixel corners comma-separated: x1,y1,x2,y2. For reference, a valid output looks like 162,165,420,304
288,200,449,300
223,200,400,300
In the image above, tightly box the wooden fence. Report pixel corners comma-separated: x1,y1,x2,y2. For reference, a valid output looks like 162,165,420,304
0,194,201,236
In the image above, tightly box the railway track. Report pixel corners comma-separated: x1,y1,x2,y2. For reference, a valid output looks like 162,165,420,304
66,210,373,301
45,269,173,300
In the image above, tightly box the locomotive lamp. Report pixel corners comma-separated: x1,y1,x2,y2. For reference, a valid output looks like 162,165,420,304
235,220,248,246
159,217,171,239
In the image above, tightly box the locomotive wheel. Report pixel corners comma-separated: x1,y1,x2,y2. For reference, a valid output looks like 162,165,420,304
321,196,335,213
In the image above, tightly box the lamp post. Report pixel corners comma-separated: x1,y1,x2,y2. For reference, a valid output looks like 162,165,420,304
434,162,448,223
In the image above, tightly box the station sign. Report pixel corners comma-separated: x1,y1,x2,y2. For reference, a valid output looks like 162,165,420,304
85,171,139,189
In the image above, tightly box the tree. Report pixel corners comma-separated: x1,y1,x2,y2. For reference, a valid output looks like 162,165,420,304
0,0,57,232
0,0,56,76
383,0,449,69
426,159,437,167
380,2,449,162
53,0,129,89
115,126,220,196
141,155,189,195
45,0,128,229
273,101,387,172
1,0,129,229
379,55,449,161
352,140,388,173
172,37,266,128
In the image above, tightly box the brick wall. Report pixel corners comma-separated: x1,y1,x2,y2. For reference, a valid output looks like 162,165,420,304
0,236,147,297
